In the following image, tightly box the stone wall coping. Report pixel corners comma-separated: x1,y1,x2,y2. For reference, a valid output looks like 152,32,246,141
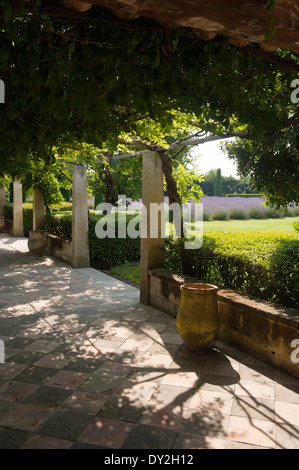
148,268,299,329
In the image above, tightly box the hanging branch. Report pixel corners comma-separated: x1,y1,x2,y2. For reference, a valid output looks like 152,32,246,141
57,167,72,184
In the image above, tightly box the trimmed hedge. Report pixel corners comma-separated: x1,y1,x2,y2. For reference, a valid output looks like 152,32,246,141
44,211,72,239
226,194,262,198
165,232,299,310
5,202,33,237
49,202,73,212
44,210,141,269
88,212,140,269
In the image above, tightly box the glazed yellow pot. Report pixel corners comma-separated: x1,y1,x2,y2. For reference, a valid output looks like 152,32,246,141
176,283,219,351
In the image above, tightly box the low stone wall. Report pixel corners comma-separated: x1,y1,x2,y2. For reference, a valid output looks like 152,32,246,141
45,233,72,265
149,268,299,378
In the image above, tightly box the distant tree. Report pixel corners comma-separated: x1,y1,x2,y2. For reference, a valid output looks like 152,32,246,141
214,169,222,196
199,169,217,196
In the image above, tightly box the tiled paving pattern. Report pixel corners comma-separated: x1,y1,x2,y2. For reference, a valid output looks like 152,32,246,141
0,233,298,449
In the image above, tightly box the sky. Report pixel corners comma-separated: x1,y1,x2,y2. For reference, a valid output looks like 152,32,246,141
192,137,239,178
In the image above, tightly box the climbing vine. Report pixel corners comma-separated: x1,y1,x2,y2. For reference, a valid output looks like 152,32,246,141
0,0,298,206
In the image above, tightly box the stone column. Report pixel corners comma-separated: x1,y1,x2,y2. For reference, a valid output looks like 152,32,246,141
72,164,90,268
140,151,165,305
13,180,24,237
33,189,45,230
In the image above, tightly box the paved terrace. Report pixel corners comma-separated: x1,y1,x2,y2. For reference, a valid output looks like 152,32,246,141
0,233,298,449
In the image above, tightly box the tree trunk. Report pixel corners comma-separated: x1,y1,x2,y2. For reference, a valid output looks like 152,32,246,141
159,151,184,237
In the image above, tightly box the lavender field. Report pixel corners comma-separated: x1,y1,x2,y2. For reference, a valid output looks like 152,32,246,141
200,196,299,220
126,196,299,221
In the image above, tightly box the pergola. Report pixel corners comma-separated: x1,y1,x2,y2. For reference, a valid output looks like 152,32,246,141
27,0,299,55
3,0,299,305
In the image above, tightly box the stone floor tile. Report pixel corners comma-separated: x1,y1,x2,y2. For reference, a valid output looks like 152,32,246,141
33,353,72,369
126,368,165,384
37,410,92,441
225,440,270,449
4,337,36,349
108,349,145,364
174,432,226,449
81,373,125,395
21,434,73,449
181,407,230,439
139,322,168,334
121,423,178,449
0,381,39,403
13,366,58,385
149,384,195,408
195,373,237,395
0,403,53,431
169,356,208,373
70,441,107,449
62,355,105,373
94,360,132,378
137,352,174,369
0,363,28,380
0,425,30,449
202,359,240,378
78,416,134,448
22,385,72,408
25,339,61,353
2,348,19,360
104,323,136,339
6,350,45,365
97,396,146,422
274,382,299,404
160,370,199,388
230,395,275,421
61,391,108,415
159,332,184,345
45,370,90,390
238,363,274,381
115,379,158,403
119,335,154,352
275,401,299,426
146,342,181,356
189,389,233,415
274,423,299,449
234,378,275,400
140,403,183,430
227,415,276,448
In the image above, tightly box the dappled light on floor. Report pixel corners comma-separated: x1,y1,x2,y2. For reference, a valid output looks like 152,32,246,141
0,234,298,449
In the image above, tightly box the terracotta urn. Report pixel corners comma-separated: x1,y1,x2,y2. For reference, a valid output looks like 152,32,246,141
176,283,219,351
28,230,46,257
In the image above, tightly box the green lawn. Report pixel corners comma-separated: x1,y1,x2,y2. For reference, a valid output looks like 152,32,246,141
203,216,297,234
109,260,140,285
